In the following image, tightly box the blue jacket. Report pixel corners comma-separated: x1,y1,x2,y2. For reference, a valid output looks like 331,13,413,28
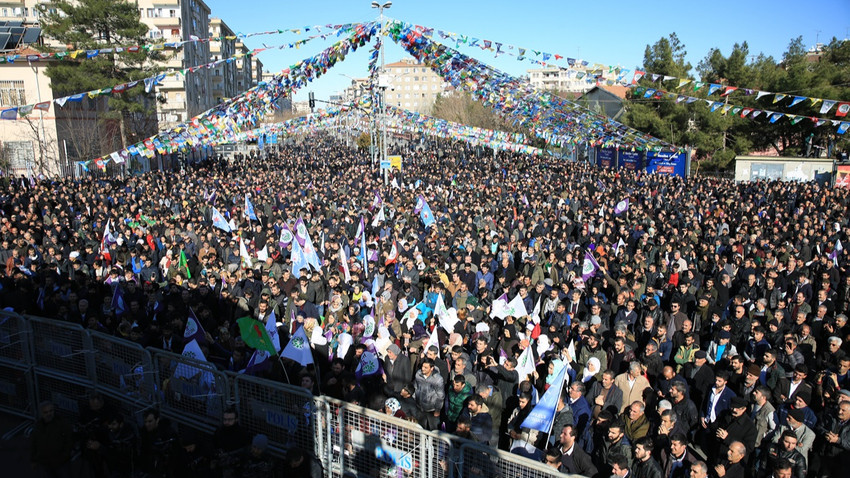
702,386,736,422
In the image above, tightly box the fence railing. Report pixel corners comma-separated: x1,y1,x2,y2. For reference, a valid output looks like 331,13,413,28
0,310,576,478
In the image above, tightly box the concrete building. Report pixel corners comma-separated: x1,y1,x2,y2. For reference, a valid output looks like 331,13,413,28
382,57,448,113
527,66,595,94
0,48,65,177
734,155,834,183
209,17,237,104
136,0,213,128
578,85,629,120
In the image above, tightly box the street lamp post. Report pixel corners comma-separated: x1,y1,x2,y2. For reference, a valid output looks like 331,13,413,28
371,1,391,184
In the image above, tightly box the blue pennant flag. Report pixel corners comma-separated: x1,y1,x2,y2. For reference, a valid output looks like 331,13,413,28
280,326,313,366
211,207,232,232
419,197,436,228
520,361,568,432
244,194,258,221
111,284,126,316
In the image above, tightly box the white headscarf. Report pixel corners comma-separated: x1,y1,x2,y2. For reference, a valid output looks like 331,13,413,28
375,326,392,359
583,357,601,382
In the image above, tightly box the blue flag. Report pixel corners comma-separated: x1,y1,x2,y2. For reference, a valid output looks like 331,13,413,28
280,326,313,366
419,198,436,228
211,207,232,232
111,284,126,316
289,238,310,279
520,361,568,432
244,194,258,221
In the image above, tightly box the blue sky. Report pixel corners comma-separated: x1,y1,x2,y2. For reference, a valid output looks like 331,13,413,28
205,0,849,103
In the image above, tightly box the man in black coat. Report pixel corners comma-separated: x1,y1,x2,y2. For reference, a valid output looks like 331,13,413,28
715,397,758,457
660,434,698,478
555,424,598,478
684,351,714,410
383,344,412,394
714,441,746,478
632,437,663,478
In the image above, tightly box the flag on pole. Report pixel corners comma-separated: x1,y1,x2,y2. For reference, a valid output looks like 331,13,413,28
256,245,268,262
278,223,294,248
289,237,310,278
359,217,368,275
237,316,278,355
385,240,399,265
520,361,568,432
515,345,536,380
173,338,212,382
183,308,207,344
111,284,126,316
414,195,426,214
614,198,630,215
244,194,258,220
339,244,351,283
490,293,511,319
239,237,252,268
211,207,232,232
281,326,314,366
581,252,600,282
371,206,386,227
506,293,529,318
531,296,541,324
178,250,191,279
424,326,440,357
370,190,382,210
100,220,114,264
355,350,382,379
419,197,436,228
354,216,365,244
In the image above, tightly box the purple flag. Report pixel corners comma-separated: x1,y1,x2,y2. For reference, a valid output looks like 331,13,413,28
581,252,600,282
614,198,629,215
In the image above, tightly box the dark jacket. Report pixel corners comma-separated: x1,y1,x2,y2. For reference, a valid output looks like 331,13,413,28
559,445,598,477
660,448,698,478
632,456,664,478
384,353,412,394
715,413,757,456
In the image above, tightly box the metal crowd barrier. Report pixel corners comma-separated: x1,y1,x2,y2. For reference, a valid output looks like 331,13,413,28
0,311,587,478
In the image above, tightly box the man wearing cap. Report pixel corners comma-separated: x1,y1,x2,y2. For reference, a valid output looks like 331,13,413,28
715,396,757,456
383,344,412,395
777,391,817,430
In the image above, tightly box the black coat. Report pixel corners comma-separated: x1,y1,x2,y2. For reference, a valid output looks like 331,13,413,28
383,353,412,394
632,457,663,478
716,413,757,456
559,445,598,478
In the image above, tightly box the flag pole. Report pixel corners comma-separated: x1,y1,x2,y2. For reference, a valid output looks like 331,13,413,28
277,355,292,385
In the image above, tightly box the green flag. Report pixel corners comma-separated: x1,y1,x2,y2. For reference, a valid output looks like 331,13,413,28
179,250,191,279
237,317,277,355
141,214,156,226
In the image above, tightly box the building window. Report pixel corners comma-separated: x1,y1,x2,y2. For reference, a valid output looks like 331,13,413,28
0,80,26,106
170,9,177,17
6,141,34,172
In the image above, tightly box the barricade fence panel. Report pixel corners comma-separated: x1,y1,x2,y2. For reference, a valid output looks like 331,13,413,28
149,348,229,432
233,374,321,457
0,363,34,419
34,371,93,422
340,403,428,478
459,441,565,478
320,396,346,478
0,310,30,365
7,315,573,478
28,316,94,382
89,331,157,404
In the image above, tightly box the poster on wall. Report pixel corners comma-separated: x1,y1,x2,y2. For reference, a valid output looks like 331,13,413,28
596,148,616,169
835,165,850,188
645,151,687,177
618,150,643,170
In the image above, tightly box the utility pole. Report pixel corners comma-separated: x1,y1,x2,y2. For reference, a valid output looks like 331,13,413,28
372,1,391,185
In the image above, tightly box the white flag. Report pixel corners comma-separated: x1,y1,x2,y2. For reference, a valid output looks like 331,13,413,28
507,293,529,318
490,293,511,319
424,326,440,358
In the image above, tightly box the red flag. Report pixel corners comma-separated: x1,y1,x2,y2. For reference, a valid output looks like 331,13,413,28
385,240,399,266
836,103,850,118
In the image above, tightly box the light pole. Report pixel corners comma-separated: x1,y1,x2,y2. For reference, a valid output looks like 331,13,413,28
371,1,391,184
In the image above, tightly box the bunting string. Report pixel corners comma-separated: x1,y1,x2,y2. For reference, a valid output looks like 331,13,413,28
81,22,378,170
0,26,359,120
400,21,850,119
5,22,361,65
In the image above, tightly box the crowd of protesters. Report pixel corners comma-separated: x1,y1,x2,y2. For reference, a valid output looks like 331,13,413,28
9,134,850,478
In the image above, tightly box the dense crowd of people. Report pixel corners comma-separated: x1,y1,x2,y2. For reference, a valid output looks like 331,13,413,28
11,135,850,478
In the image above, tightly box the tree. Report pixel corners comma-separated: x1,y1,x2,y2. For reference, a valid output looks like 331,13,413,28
38,0,165,152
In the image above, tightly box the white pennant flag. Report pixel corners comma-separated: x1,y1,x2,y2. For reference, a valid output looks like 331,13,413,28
424,326,440,358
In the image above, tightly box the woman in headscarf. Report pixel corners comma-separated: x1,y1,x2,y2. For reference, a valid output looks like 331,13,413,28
581,356,601,391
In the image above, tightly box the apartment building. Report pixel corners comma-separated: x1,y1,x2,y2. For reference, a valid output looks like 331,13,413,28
382,57,448,114
527,66,594,94
136,0,213,128
208,17,236,104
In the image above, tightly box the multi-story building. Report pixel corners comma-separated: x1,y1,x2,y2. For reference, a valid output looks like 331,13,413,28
136,0,213,128
382,57,448,114
209,17,237,104
234,40,252,93
527,66,594,94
